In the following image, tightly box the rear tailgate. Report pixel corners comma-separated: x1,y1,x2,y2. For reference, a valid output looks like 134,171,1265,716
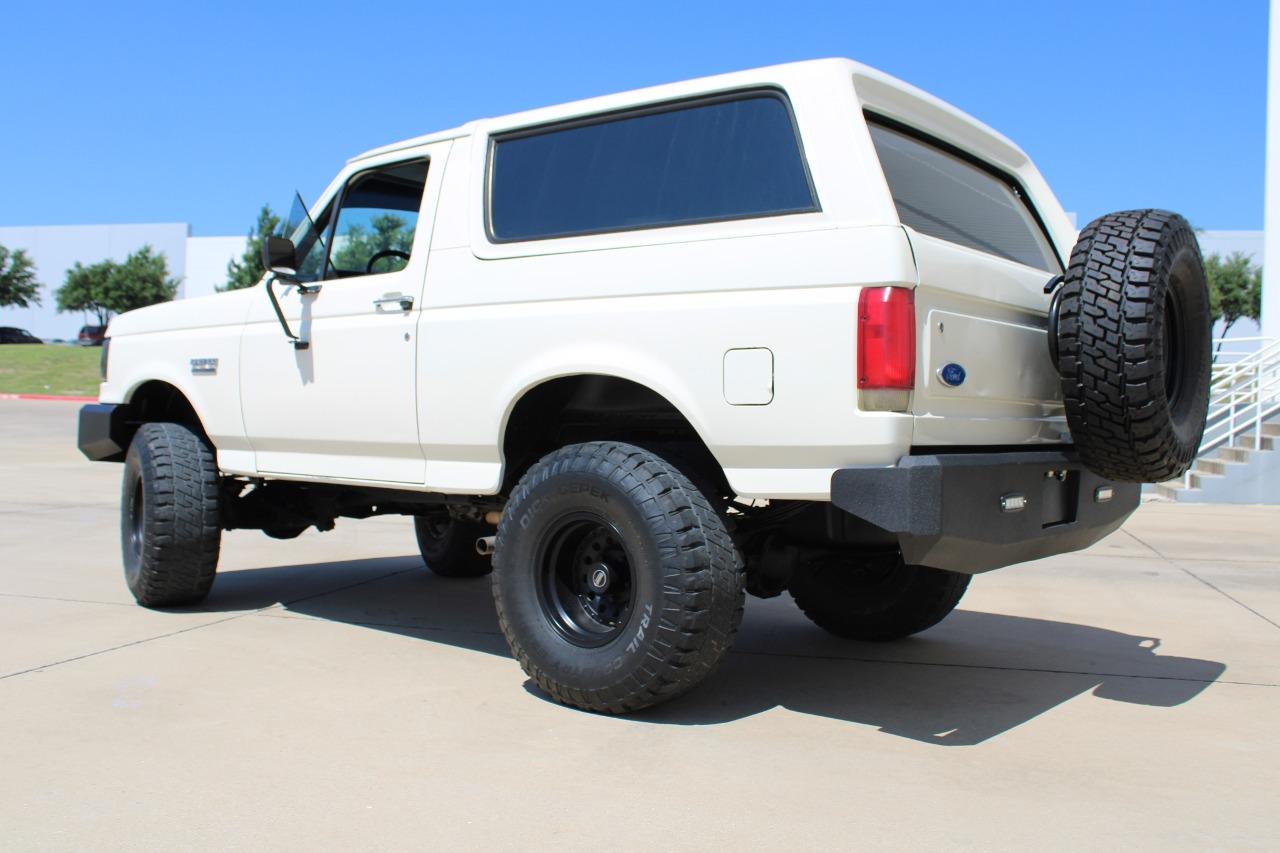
862,118,1071,447
909,231,1067,446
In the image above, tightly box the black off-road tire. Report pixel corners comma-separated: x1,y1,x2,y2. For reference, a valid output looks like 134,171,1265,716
1054,210,1211,482
492,442,745,714
789,553,969,641
121,423,221,607
413,511,492,578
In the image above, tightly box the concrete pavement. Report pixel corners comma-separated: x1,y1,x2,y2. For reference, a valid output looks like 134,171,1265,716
1,399,1277,850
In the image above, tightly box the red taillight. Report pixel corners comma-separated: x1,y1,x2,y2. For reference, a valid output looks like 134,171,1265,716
857,286,915,390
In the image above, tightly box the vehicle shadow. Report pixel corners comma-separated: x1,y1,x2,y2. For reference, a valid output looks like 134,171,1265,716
196,555,1227,746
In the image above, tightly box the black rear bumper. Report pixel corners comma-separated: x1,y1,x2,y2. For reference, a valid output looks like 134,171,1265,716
78,403,127,462
830,450,1139,574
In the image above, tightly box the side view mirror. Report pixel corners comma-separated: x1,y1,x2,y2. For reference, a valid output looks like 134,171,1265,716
260,236,313,350
262,236,298,277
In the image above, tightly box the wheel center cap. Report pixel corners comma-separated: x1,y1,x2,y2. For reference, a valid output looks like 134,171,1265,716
589,565,611,592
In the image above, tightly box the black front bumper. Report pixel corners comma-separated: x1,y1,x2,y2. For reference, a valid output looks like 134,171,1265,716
831,450,1139,574
78,403,127,462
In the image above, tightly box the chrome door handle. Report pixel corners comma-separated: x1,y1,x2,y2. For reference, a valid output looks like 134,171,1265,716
373,295,414,311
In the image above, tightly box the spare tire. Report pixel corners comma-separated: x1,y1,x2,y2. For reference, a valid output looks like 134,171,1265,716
1053,209,1211,483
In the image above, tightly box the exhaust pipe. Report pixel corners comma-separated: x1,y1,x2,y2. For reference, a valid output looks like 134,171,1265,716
476,536,496,557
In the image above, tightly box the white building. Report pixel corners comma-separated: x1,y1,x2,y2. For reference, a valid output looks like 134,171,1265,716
0,224,244,340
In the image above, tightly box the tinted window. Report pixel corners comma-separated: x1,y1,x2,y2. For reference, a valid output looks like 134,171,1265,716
489,94,816,241
868,123,1060,272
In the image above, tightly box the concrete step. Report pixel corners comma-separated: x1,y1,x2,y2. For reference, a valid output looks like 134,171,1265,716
1194,458,1229,476
1218,446,1253,463
1188,471,1225,490
1151,482,1187,501
1233,434,1275,451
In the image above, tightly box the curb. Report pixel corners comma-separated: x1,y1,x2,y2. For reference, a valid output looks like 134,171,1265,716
0,393,97,402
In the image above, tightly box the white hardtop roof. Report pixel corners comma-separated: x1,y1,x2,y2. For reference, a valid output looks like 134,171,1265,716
348,57,1025,166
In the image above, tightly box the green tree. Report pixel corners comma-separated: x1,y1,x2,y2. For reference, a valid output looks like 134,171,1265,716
332,213,413,273
56,245,178,326
57,260,115,326
222,204,281,291
1205,251,1262,357
0,243,41,309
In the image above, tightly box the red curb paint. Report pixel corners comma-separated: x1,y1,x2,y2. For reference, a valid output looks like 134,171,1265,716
0,393,97,402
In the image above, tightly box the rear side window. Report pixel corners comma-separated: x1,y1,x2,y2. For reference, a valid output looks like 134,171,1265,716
868,122,1060,272
488,92,817,241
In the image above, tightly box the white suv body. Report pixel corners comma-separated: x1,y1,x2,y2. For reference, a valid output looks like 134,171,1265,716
96,58,1076,500
81,58,1198,714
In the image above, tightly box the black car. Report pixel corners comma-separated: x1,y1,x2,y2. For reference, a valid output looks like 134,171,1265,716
0,327,42,344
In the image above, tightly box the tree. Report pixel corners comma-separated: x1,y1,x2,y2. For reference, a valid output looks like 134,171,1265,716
1205,251,1262,357
56,245,178,326
332,213,413,273
57,260,115,327
0,243,40,309
223,204,281,291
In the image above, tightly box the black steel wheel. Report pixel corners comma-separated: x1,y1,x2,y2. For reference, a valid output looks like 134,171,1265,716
492,441,745,714
536,515,635,647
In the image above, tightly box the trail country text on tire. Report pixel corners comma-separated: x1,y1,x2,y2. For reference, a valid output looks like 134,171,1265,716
1054,209,1211,483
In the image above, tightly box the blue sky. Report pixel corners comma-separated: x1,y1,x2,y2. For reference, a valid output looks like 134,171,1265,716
0,0,1268,236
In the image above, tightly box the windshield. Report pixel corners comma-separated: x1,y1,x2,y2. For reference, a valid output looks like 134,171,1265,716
281,193,330,281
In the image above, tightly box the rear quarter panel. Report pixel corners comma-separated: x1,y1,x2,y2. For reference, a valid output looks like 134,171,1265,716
417,98,919,499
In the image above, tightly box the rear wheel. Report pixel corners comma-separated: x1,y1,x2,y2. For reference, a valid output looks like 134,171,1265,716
789,553,968,641
122,422,221,607
492,442,745,714
414,511,491,578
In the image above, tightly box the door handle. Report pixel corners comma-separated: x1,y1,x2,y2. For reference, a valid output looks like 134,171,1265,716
373,294,414,311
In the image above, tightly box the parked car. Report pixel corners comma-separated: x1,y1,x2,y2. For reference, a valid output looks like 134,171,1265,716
77,58,1212,714
0,326,42,344
77,325,106,346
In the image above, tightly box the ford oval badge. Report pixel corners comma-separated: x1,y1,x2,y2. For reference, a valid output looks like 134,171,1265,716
938,363,966,387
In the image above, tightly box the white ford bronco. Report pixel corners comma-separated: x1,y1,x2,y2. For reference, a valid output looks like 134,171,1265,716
79,59,1211,713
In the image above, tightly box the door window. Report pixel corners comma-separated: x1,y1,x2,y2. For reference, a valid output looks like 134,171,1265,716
326,160,429,278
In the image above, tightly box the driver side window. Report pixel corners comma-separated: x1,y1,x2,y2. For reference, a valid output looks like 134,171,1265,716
325,159,429,279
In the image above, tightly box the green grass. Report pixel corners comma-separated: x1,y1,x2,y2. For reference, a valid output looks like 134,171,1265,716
0,344,102,396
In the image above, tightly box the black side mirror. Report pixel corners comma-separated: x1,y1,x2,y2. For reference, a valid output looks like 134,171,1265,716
262,236,298,275
260,235,312,349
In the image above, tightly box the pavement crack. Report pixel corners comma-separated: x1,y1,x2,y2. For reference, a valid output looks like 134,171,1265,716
0,568,414,681
0,612,256,681
276,567,417,608
727,647,1277,688
0,592,135,607
1125,529,1280,632
263,611,504,637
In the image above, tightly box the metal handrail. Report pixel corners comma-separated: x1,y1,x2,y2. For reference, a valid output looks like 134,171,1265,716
1184,337,1280,487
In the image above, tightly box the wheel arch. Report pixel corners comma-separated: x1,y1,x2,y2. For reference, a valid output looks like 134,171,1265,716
498,373,730,498
117,378,213,448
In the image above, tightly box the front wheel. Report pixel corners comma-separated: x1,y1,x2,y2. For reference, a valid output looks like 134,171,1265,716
492,442,745,714
789,553,969,641
121,422,221,607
